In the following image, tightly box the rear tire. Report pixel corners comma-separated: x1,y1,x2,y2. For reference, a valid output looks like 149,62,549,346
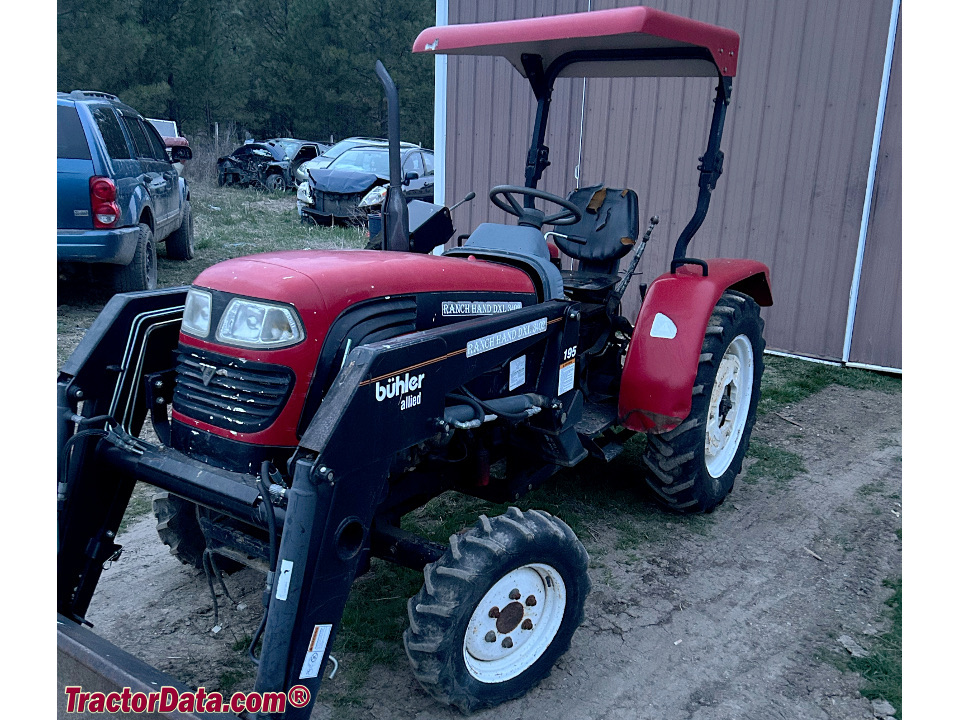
113,223,157,292
642,290,765,513
404,508,589,714
165,201,195,260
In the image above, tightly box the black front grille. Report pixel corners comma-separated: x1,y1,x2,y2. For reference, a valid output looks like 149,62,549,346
174,348,295,433
316,191,363,217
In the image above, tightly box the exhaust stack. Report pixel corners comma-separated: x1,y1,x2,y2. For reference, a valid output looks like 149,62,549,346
375,60,410,253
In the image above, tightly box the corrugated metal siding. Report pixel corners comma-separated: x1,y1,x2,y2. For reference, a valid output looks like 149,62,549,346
444,0,899,363
850,17,901,369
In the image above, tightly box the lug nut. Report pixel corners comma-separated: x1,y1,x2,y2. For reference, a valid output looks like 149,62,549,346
488,607,500,619
525,595,537,607
509,589,521,600
501,637,513,649
484,631,496,643
521,619,533,630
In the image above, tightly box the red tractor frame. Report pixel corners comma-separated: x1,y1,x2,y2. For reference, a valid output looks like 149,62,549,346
57,6,771,716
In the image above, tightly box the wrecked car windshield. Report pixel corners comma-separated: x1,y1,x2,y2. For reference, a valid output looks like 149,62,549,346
322,139,365,159
329,148,391,175
273,140,301,160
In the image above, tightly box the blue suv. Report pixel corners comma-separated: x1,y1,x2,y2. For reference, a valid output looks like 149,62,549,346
57,91,194,291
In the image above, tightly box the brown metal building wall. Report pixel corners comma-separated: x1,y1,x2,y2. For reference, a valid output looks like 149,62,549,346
849,17,901,369
443,0,900,365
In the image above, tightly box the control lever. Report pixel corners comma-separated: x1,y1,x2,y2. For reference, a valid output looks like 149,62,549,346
606,215,659,317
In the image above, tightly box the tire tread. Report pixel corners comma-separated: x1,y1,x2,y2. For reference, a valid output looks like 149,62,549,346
404,509,589,713
642,291,765,513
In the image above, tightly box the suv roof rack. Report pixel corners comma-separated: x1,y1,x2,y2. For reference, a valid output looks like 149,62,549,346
68,90,121,101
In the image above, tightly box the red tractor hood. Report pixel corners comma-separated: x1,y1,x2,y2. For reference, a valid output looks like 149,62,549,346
176,249,539,449
192,249,536,325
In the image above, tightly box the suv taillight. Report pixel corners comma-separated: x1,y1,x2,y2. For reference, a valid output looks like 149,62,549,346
89,176,120,229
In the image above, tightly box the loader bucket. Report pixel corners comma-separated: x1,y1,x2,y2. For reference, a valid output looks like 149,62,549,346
57,614,240,719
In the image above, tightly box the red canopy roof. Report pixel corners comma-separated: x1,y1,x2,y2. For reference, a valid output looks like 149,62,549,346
413,6,739,78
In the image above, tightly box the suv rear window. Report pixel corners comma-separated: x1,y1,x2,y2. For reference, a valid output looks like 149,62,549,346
143,122,171,161
91,107,132,160
57,105,91,160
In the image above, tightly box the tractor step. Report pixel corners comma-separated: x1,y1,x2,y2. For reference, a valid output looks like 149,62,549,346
599,441,624,463
577,401,634,463
576,400,618,437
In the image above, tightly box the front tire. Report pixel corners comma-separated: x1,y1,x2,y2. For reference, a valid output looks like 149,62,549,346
153,492,208,569
642,290,765,513
404,508,589,714
264,173,285,191
153,493,242,572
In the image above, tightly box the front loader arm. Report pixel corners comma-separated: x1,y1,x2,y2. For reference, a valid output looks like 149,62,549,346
58,288,187,621
253,300,581,717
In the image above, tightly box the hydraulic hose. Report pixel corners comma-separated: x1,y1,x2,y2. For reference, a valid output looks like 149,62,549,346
447,393,486,424
250,462,280,665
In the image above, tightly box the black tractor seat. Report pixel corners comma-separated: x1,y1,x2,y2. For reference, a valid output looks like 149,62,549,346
548,184,640,300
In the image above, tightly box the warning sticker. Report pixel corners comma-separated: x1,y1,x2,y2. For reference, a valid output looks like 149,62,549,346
558,359,576,395
275,560,294,601
299,624,333,679
509,355,526,391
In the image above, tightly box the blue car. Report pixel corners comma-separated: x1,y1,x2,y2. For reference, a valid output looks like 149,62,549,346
57,91,194,291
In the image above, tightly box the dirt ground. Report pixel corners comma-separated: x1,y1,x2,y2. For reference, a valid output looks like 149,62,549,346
77,379,901,720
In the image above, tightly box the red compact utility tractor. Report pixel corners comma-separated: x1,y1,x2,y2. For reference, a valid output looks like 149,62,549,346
57,6,772,716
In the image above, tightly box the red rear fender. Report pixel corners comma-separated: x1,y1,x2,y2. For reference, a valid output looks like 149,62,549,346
618,259,772,433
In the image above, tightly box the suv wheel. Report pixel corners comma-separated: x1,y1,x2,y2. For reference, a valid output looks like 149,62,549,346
166,201,195,260
113,223,157,292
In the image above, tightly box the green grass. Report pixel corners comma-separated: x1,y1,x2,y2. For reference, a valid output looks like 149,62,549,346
216,668,247,696
325,562,425,711
758,355,900,416
849,577,901,718
741,441,807,486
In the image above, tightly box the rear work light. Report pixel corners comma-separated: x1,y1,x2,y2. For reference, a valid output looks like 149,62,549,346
89,176,120,228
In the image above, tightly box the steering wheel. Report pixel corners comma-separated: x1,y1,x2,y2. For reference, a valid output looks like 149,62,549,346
489,185,582,227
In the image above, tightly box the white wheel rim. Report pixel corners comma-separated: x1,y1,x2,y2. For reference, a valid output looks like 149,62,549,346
705,334,754,478
462,563,566,683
